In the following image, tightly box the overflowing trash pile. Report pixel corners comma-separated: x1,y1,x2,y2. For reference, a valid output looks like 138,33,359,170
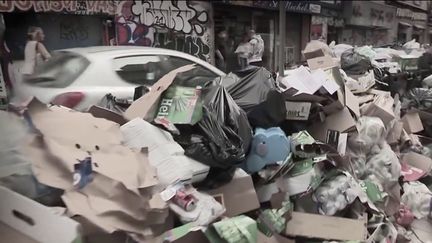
2,40,432,243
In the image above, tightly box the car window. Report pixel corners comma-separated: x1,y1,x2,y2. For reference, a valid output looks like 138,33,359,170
113,55,218,87
25,51,90,88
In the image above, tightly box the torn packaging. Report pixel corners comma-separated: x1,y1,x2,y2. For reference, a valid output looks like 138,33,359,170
124,64,196,121
24,99,167,237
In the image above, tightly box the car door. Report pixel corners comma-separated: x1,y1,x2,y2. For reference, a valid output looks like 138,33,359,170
111,54,220,100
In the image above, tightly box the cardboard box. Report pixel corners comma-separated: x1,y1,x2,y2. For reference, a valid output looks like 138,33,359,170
308,107,356,142
124,64,196,121
323,85,360,118
0,186,82,243
394,55,418,72
361,93,395,124
285,212,367,241
402,152,432,174
206,169,260,217
285,101,311,120
303,48,325,60
402,112,424,134
307,55,336,70
347,70,376,93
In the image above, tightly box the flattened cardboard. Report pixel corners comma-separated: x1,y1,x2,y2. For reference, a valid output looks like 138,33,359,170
322,85,360,118
308,107,356,142
402,112,424,134
285,212,367,241
285,101,311,120
307,55,336,70
124,64,196,121
206,169,260,217
0,186,81,243
402,152,432,174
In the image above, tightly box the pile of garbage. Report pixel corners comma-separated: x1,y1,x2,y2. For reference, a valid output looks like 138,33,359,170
1,39,432,243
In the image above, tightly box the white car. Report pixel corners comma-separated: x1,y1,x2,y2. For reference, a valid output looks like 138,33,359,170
14,46,225,110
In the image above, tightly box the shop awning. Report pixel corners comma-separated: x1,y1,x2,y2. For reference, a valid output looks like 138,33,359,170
398,21,411,27
414,24,425,29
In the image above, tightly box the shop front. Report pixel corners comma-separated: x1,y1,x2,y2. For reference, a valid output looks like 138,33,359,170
310,1,344,44
0,0,115,60
342,1,397,46
214,1,320,72
396,8,428,44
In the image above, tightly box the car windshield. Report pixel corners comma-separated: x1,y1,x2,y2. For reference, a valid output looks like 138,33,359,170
25,51,90,88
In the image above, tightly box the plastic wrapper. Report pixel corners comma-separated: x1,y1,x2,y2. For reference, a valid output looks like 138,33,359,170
355,46,377,61
331,43,353,58
313,173,365,216
341,49,372,75
402,88,432,110
401,181,432,219
225,67,287,128
347,117,386,177
364,143,401,187
403,39,420,50
169,189,225,226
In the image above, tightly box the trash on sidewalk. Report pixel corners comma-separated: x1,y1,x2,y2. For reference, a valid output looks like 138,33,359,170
5,38,432,243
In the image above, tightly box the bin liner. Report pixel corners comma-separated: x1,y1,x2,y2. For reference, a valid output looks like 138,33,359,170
225,67,287,128
175,83,252,188
341,49,372,75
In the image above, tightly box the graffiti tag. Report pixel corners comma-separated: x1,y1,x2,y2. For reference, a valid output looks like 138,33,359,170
0,0,116,15
154,32,210,61
131,0,208,35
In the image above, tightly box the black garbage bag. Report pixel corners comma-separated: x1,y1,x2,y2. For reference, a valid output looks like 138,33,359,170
97,94,130,114
225,67,287,128
174,82,252,188
341,49,372,75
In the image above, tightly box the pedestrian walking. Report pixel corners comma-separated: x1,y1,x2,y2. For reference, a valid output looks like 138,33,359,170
22,26,51,75
247,29,264,67
234,33,252,70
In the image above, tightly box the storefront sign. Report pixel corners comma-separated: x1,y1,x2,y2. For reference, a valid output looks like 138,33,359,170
0,0,116,15
347,1,396,29
252,1,321,14
395,0,428,12
397,8,427,21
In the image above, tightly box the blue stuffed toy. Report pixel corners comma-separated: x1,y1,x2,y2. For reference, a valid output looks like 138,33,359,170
243,127,291,173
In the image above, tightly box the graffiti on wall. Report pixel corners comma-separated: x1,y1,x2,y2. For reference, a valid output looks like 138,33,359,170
153,31,209,60
0,0,116,15
115,0,212,62
132,0,208,35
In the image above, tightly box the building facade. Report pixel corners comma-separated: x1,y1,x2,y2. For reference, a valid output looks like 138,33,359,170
0,0,115,59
